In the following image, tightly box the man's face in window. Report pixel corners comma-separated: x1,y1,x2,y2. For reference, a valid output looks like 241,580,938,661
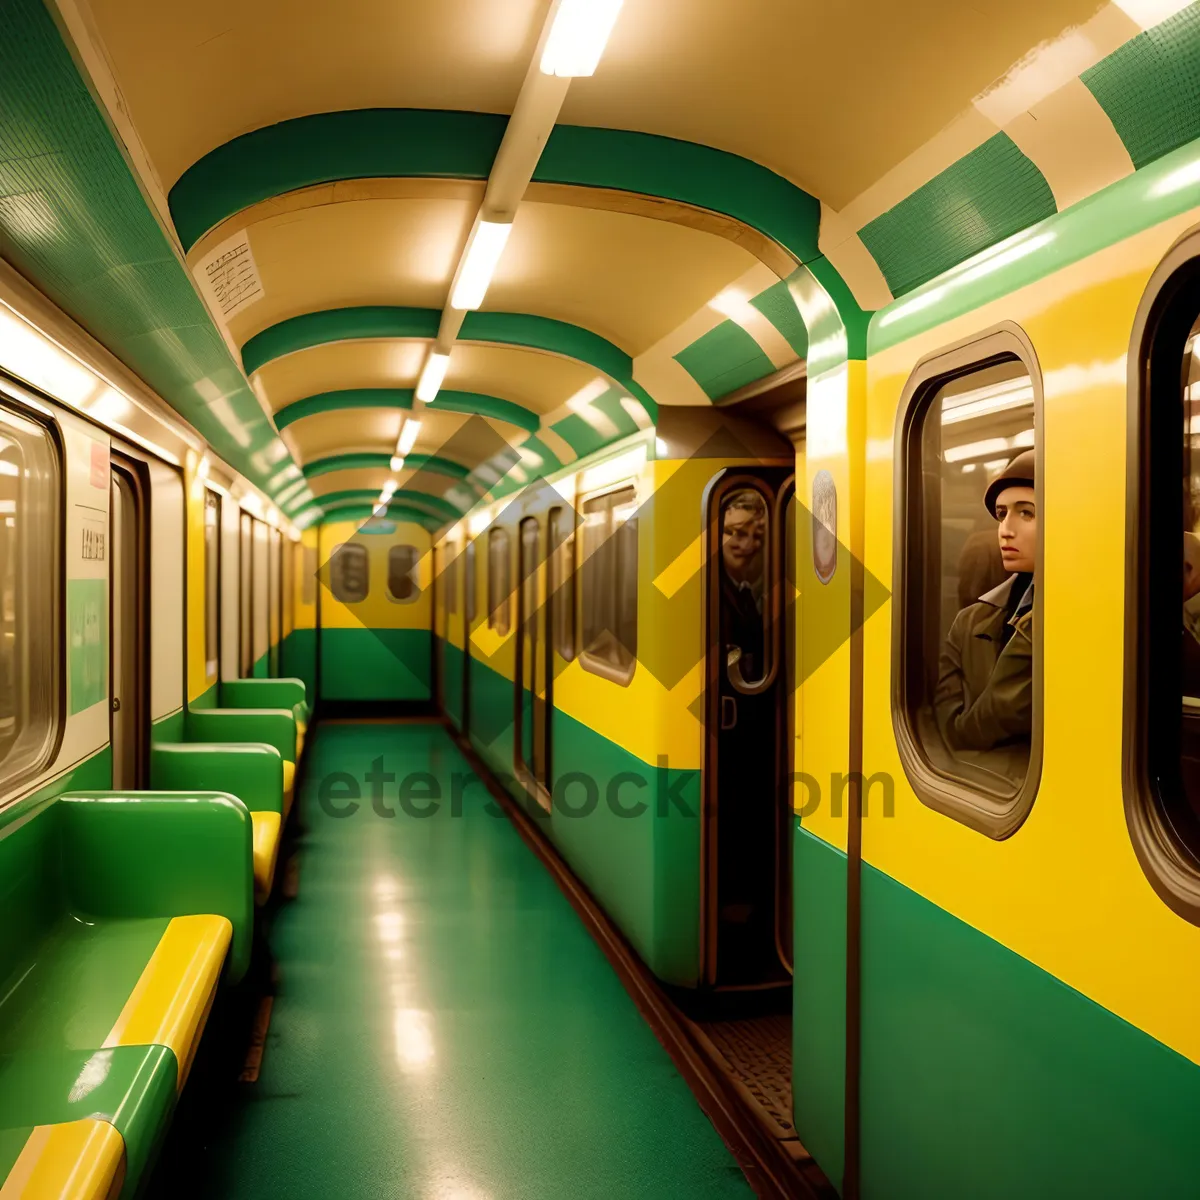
722,504,763,580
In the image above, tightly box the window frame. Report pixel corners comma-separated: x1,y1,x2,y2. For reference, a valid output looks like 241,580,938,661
330,541,370,604
891,323,1044,839
1126,229,1200,924
0,386,64,800
578,482,639,687
203,487,220,678
549,506,575,662
386,543,421,605
487,527,511,635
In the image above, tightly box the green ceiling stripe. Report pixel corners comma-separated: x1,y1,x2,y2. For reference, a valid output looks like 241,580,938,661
169,109,507,250
751,279,809,358
429,390,542,433
858,133,1057,297
867,131,1200,355
273,387,540,434
673,320,776,401
1081,5,1200,171
0,0,299,495
168,110,821,266
303,452,472,480
242,305,638,399
319,502,439,529
242,307,439,376
273,388,415,429
315,488,463,520
459,310,632,384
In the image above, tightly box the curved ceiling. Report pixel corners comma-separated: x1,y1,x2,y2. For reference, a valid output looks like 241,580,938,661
45,0,1192,526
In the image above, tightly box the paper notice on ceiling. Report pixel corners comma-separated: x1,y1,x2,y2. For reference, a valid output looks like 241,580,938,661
194,231,264,320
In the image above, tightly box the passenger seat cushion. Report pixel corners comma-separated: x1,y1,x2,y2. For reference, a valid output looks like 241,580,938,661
250,813,281,905
0,1118,125,1200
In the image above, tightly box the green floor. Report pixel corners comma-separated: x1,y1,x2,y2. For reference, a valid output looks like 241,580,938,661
155,722,752,1198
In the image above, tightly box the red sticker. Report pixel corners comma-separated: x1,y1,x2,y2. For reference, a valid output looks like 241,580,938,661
90,440,109,489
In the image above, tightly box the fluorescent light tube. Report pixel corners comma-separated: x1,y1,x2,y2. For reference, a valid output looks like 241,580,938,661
390,455,405,472
416,353,449,403
397,418,422,456
450,221,512,311
541,0,624,77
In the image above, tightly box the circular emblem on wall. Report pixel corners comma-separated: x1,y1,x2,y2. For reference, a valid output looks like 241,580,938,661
812,469,837,584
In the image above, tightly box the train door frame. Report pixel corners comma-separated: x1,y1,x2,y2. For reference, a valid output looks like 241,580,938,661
238,510,253,677
515,514,551,809
462,537,475,737
109,452,149,790
267,526,281,676
701,466,795,989
432,543,444,711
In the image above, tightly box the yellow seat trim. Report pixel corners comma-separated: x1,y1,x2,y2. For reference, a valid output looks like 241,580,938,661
0,1119,124,1200
251,810,282,905
282,758,296,821
295,718,306,758
103,915,231,1090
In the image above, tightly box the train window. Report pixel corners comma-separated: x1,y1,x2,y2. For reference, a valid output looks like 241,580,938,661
894,329,1042,837
387,545,420,604
487,528,511,634
580,486,637,685
1128,247,1200,922
330,543,369,603
0,402,59,796
549,507,575,661
204,489,219,676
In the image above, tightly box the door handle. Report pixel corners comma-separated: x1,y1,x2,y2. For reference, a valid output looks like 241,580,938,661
721,695,737,730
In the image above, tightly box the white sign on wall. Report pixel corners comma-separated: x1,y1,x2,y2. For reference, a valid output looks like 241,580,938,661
194,231,264,320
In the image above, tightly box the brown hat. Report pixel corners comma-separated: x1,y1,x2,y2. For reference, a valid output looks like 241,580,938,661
983,448,1035,518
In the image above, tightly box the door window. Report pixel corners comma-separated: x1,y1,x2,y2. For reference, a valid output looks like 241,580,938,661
0,401,59,798
580,487,637,684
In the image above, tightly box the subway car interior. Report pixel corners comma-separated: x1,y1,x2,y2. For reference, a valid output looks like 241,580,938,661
3,1,1200,1196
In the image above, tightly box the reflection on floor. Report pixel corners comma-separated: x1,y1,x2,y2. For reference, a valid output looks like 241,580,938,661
146,722,754,1200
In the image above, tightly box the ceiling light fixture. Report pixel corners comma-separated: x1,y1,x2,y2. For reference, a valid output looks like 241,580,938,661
397,418,422,457
540,0,624,77
390,455,406,472
450,221,513,311
416,353,450,403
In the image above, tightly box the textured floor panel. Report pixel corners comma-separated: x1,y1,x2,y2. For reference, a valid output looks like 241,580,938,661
694,1014,795,1139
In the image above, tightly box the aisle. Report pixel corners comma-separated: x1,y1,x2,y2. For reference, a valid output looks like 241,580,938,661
173,722,753,1199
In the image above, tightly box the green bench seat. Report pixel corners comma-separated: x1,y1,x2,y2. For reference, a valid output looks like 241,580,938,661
0,790,253,1198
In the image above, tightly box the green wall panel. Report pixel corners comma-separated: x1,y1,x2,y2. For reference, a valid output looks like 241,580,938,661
319,628,431,701
464,657,701,986
858,133,1057,297
859,860,1200,1198
674,320,776,401
792,825,847,1193
440,638,464,731
0,0,300,500
751,279,809,357
281,628,317,709
1082,4,1200,170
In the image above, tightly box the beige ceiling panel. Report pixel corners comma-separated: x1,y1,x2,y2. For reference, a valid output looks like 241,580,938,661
558,0,1109,208
447,344,601,417
487,203,758,356
308,467,461,501
84,0,544,186
282,408,404,463
254,340,428,413
216,196,478,345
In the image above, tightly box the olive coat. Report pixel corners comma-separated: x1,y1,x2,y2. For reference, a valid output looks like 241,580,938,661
934,575,1033,753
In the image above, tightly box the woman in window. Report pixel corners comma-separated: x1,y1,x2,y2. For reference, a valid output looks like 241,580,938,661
934,449,1035,758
